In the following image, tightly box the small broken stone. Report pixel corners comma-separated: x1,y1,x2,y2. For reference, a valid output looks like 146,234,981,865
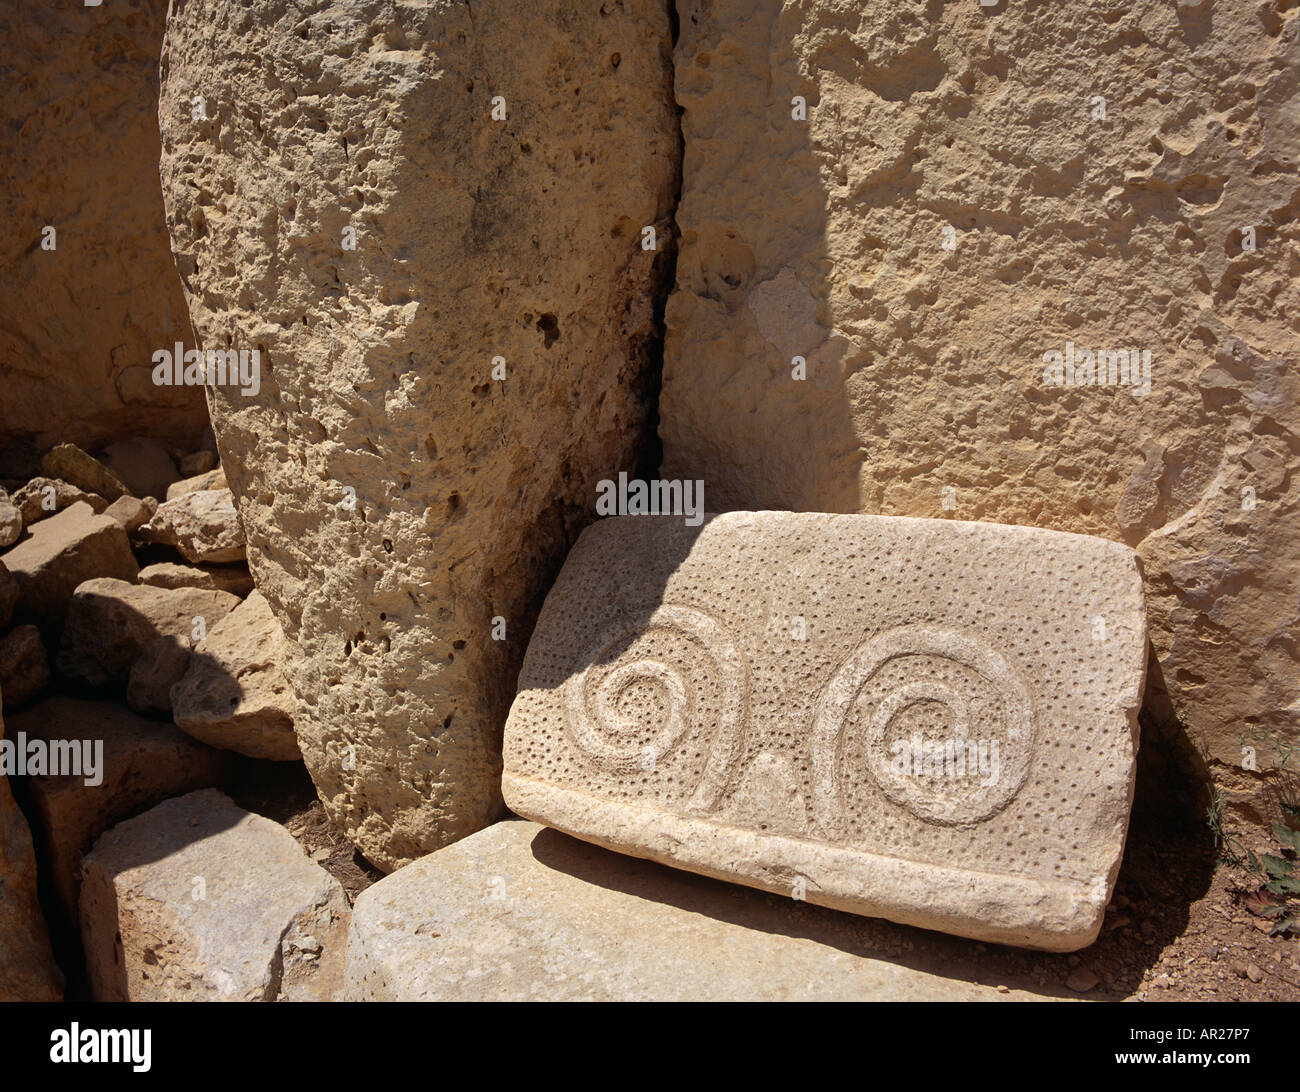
41,443,128,503
12,478,107,525
139,488,245,564
179,451,218,477
0,495,21,548
102,495,153,533
1066,966,1101,993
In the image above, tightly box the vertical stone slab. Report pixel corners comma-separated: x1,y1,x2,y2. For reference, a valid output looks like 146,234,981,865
158,1,680,869
504,513,1147,950
659,1,1300,826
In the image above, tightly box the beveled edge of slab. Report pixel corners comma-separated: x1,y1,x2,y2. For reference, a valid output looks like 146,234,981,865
503,774,1109,952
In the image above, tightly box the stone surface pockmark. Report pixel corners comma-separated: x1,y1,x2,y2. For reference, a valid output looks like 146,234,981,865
503,513,1148,951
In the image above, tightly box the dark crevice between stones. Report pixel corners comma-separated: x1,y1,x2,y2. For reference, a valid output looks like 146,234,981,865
634,0,685,483
1122,648,1216,924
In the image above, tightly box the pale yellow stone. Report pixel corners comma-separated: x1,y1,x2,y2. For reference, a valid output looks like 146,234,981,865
159,0,680,869
81,790,347,1001
658,0,1299,826
345,820,1070,1001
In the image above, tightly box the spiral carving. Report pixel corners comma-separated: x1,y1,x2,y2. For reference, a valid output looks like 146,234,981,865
812,624,1035,828
563,603,748,814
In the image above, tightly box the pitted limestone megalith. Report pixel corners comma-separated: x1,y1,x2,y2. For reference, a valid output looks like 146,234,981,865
158,0,679,869
659,0,1299,824
503,512,1148,951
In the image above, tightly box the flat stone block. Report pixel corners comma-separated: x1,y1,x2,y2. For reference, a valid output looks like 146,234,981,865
503,512,1147,951
81,789,349,1002
345,820,1064,1001
1,502,138,628
11,698,227,926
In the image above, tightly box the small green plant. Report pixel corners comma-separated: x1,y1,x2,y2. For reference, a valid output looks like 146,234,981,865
1207,787,1247,867
1242,803,1300,938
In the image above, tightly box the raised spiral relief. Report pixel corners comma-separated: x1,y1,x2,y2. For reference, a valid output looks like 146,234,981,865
811,624,1035,829
563,604,748,814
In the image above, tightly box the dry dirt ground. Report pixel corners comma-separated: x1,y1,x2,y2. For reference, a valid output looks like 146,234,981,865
227,760,1299,1003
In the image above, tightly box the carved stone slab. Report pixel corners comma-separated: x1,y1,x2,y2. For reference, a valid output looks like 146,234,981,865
503,512,1147,951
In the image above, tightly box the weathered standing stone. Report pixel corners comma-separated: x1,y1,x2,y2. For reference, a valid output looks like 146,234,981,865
658,0,1299,827
159,0,680,868
345,820,1060,1001
11,698,226,925
0,626,50,710
139,489,246,564
0,698,63,1001
171,591,299,761
12,478,108,525
1,503,139,629
56,578,238,689
81,790,349,1002
0,0,208,453
138,561,254,598
40,444,129,504
503,513,1147,951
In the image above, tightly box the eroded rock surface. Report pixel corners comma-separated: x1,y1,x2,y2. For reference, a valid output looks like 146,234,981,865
11,697,226,926
345,820,1057,1001
100,438,181,502
138,561,254,597
159,0,680,868
0,496,21,548
57,578,238,689
126,636,190,716
41,445,129,504
171,591,299,761
0,0,208,453
659,1,1299,818
166,468,226,500
1,503,139,630
0,626,50,710
12,479,108,525
140,489,246,564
